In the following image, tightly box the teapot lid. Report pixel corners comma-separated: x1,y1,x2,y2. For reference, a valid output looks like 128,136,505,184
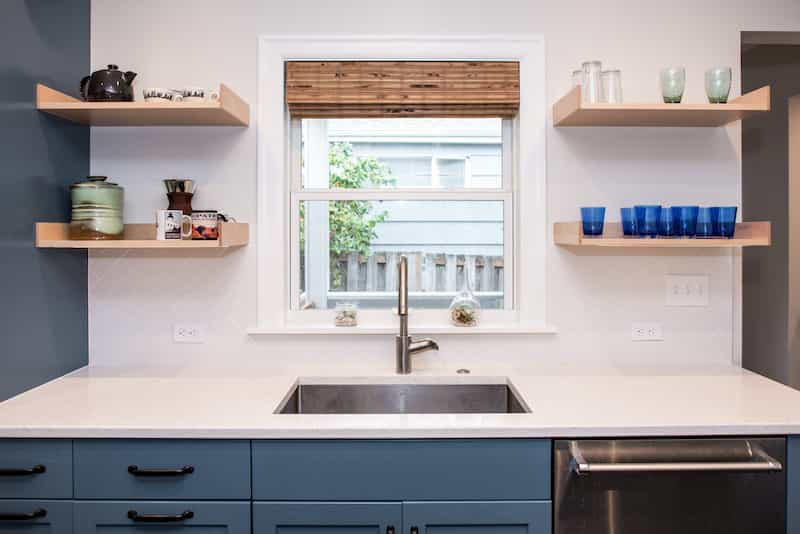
71,175,121,190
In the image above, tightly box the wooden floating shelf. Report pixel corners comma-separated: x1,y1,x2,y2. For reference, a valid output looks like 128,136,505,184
35,222,248,249
553,85,770,127
554,221,771,248
36,84,249,126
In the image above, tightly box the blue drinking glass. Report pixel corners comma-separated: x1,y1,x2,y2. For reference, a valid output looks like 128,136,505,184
695,207,717,238
580,207,606,236
715,206,737,238
658,207,677,237
634,205,662,238
672,206,699,237
620,207,638,237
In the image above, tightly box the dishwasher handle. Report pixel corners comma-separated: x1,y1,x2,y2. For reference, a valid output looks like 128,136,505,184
569,440,783,475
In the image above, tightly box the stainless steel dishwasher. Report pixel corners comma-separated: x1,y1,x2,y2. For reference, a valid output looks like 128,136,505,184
554,437,786,534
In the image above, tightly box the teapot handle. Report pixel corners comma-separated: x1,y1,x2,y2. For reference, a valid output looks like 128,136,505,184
80,76,90,99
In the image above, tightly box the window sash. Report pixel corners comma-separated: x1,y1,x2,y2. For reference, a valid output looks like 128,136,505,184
289,118,514,314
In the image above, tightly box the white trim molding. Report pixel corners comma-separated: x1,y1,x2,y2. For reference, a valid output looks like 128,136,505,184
255,34,548,334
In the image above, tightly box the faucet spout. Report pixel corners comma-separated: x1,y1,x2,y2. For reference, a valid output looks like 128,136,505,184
395,255,439,374
409,338,439,355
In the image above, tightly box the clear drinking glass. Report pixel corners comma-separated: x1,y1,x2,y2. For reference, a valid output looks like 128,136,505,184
601,70,623,104
705,67,732,104
582,61,602,104
660,67,686,104
572,69,583,88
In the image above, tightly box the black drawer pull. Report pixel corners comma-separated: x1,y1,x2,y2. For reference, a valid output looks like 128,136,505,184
387,527,395,534
127,464,194,477
0,509,47,521
411,528,419,534
0,465,46,477
127,510,194,523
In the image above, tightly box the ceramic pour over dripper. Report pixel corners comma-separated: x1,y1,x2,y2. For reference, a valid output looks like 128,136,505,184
163,179,197,194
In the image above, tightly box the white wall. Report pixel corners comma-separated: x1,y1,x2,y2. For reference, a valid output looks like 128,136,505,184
88,0,800,371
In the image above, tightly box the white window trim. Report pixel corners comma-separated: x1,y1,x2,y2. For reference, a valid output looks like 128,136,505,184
251,34,552,335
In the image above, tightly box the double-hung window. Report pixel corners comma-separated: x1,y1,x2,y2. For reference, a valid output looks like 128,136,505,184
256,37,547,332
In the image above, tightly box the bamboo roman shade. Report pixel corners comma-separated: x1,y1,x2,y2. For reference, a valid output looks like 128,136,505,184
285,61,520,118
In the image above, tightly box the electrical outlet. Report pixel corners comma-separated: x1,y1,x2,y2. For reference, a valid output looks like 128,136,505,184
173,323,205,344
631,322,664,342
665,274,709,307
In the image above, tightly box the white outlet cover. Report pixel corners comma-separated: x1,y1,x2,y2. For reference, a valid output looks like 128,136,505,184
173,323,206,344
631,322,664,342
665,274,709,307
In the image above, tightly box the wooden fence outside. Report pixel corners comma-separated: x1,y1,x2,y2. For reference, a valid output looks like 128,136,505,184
332,252,504,293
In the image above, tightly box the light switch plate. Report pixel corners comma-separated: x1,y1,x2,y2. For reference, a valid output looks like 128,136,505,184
631,322,664,342
665,274,709,307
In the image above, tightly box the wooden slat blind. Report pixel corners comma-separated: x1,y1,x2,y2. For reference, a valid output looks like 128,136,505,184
285,61,520,118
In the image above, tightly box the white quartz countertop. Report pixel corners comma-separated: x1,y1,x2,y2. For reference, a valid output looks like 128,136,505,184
0,363,799,438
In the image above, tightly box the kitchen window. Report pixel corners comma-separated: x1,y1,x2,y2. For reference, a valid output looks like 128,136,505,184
254,36,548,333
294,117,511,312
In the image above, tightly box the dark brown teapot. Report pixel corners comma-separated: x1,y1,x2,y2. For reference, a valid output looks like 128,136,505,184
80,64,137,102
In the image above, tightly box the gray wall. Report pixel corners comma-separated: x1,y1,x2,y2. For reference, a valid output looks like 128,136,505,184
742,41,800,388
0,1,90,400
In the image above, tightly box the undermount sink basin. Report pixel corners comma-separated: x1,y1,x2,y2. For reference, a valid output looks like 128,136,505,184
276,381,530,415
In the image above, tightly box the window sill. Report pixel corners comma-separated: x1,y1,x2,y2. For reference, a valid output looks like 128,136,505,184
247,323,558,336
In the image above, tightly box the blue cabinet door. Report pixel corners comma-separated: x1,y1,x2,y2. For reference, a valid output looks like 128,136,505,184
790,436,799,534
254,502,402,534
74,501,249,534
403,501,551,534
0,500,72,534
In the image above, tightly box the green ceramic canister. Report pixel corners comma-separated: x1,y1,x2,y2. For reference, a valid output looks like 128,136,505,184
70,176,124,239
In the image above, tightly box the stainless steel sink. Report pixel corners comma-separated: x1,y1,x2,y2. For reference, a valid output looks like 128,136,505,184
276,382,530,414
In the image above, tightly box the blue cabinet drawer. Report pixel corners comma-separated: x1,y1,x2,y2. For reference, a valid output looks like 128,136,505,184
0,500,72,534
74,501,250,533
74,440,251,500
253,439,551,501
0,440,72,499
253,502,402,534
405,500,551,534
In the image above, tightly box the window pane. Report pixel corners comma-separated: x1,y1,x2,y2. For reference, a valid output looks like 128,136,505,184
298,200,504,310
301,118,502,189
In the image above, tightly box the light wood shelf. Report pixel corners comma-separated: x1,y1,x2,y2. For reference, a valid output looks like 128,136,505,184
554,221,771,248
553,86,770,127
36,84,249,126
35,222,248,249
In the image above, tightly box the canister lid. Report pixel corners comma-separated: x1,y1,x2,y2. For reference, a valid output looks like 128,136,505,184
71,176,121,189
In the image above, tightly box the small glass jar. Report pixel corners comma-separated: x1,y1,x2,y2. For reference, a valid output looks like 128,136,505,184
601,70,623,104
571,69,583,88
581,61,603,104
448,270,481,327
334,302,358,327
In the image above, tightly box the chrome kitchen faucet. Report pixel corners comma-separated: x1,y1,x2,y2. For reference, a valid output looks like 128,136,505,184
396,255,439,374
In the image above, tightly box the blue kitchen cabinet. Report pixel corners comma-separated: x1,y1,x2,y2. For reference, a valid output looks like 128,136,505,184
254,502,402,534
254,502,550,534
404,501,551,534
790,436,799,534
0,501,72,533
0,440,72,499
74,501,250,533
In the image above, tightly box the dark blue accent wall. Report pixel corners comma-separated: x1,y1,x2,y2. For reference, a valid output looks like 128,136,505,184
0,1,89,400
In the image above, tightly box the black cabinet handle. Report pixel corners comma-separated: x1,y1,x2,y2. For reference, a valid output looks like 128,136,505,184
0,509,47,521
411,528,419,534
387,527,395,534
0,465,46,477
127,465,194,477
127,510,194,523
